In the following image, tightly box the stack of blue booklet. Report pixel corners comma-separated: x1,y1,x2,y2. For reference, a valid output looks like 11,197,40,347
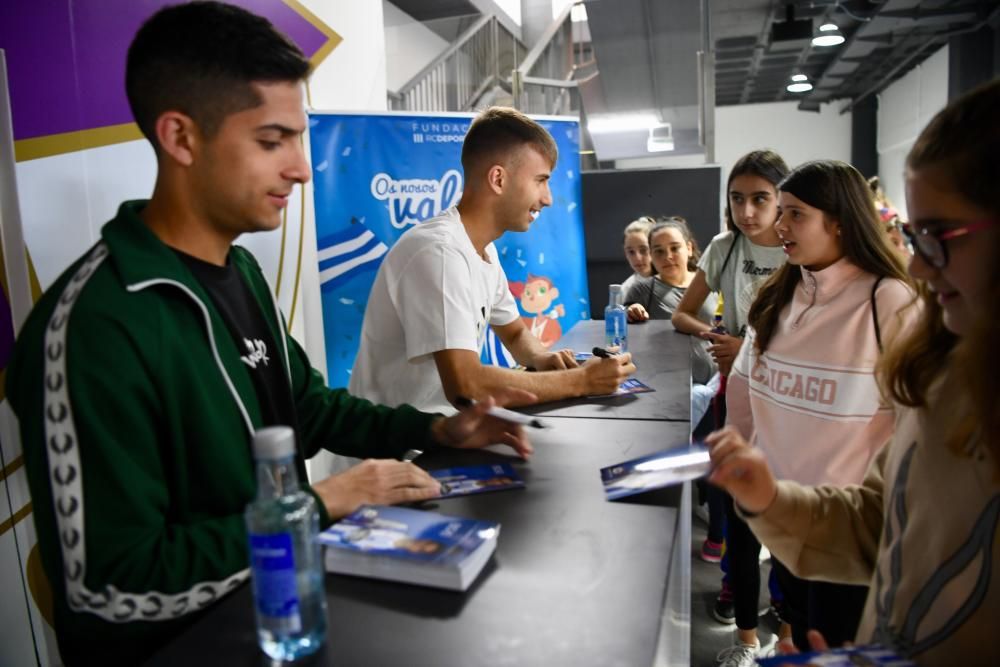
317,505,499,591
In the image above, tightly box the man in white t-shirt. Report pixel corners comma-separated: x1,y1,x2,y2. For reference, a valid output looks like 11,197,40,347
351,107,634,413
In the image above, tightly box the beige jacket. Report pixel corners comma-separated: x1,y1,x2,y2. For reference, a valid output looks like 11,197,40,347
747,369,1000,666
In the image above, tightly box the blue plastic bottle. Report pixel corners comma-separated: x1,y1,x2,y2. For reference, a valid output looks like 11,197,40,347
604,284,628,353
245,426,327,661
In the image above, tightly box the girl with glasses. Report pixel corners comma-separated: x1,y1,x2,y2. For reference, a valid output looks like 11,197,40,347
706,79,1000,665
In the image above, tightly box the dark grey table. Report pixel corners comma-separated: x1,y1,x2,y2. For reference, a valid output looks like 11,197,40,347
146,418,692,667
519,319,695,422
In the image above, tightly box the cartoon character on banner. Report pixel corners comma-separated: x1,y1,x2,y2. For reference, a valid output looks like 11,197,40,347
509,274,564,348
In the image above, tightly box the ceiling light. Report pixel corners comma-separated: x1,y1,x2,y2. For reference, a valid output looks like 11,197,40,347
791,74,808,82
812,23,845,47
588,113,660,134
786,82,814,93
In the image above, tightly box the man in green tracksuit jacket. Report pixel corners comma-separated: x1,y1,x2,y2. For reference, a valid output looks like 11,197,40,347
5,4,532,665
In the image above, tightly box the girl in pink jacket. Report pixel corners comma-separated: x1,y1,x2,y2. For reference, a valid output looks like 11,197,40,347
725,160,918,653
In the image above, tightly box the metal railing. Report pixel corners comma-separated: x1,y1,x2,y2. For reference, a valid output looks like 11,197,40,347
388,15,525,112
512,2,595,117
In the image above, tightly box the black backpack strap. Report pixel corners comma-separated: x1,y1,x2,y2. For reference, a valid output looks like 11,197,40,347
871,276,884,352
719,231,740,278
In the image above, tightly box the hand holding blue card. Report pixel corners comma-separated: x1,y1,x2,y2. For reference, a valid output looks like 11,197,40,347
601,445,711,500
756,644,915,666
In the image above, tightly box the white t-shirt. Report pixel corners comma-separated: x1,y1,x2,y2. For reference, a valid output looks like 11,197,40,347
349,207,520,414
697,231,786,335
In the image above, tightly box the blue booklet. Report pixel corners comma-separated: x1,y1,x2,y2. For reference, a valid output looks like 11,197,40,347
430,463,525,498
317,505,499,591
757,645,915,665
601,444,711,500
614,378,654,395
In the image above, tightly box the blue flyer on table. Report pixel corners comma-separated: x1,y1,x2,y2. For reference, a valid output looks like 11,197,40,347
756,644,915,665
317,505,498,565
601,444,711,500
430,463,525,498
574,353,654,396
614,378,654,395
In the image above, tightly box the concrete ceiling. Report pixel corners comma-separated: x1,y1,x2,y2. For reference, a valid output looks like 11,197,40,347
581,0,705,160
392,0,522,41
391,0,479,22
389,0,998,161
711,0,998,110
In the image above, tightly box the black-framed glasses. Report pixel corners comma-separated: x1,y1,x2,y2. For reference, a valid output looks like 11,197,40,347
901,219,998,269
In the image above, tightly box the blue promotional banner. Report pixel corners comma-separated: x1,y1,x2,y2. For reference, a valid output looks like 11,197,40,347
307,111,589,388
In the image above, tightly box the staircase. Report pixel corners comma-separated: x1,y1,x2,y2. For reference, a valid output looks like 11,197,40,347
388,14,523,113
388,3,594,118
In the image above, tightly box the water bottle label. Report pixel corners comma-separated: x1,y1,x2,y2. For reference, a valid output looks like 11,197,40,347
605,311,627,353
249,532,302,632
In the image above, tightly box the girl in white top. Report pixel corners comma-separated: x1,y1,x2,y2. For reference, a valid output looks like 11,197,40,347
671,151,791,664
673,150,789,375
620,216,655,293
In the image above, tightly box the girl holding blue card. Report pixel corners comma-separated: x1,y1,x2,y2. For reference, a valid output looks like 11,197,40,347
707,80,1000,666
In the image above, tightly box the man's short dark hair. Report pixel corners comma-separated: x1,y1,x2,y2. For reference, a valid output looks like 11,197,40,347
461,107,558,173
125,1,311,151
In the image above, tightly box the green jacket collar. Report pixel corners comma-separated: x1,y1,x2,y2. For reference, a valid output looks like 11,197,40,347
101,200,205,291
100,199,292,433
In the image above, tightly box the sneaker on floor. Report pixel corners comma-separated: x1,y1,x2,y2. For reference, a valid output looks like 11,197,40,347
712,583,736,624
700,538,723,563
758,632,779,658
715,636,760,667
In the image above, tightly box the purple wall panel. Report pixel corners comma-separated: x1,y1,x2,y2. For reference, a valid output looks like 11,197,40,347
1,0,80,139
0,0,332,142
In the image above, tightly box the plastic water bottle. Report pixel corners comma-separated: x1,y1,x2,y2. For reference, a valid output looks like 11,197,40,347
604,284,628,353
711,295,728,335
245,426,327,661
